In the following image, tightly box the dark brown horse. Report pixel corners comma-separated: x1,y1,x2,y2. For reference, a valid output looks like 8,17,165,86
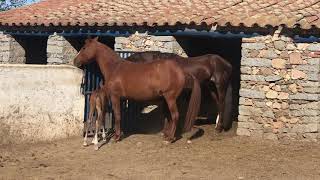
74,37,201,145
127,51,233,132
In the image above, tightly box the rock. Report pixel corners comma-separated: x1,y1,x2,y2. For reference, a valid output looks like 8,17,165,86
273,85,281,91
304,87,320,93
307,43,320,52
251,68,259,75
296,65,319,72
254,101,266,108
273,121,283,129
240,67,251,74
277,92,289,100
279,116,288,123
242,58,272,67
289,84,298,93
262,110,275,118
265,75,282,82
290,93,320,101
244,99,253,106
281,102,289,109
239,89,266,99
242,43,266,50
266,90,278,99
280,51,289,58
289,52,303,64
239,106,263,116
260,67,273,75
274,40,286,50
144,40,154,46
308,58,320,65
306,124,318,133
291,69,306,79
250,50,260,57
241,75,265,82
297,43,309,50
286,43,296,50
262,86,270,92
266,101,273,107
272,102,281,109
258,49,278,59
289,118,299,124
272,58,286,69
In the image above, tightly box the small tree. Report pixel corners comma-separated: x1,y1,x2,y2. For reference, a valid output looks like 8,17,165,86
0,0,38,11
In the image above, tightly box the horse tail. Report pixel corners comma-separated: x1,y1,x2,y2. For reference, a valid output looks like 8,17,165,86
222,81,233,130
183,73,201,132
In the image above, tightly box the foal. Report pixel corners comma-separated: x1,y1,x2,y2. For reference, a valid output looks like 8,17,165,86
83,87,108,150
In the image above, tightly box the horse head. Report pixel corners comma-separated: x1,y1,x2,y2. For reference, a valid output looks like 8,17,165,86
73,36,99,68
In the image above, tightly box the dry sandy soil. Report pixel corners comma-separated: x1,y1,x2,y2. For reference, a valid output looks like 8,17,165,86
0,124,319,180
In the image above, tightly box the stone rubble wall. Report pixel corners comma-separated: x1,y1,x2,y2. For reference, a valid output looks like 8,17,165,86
115,32,187,57
47,33,78,64
238,34,319,141
0,32,26,64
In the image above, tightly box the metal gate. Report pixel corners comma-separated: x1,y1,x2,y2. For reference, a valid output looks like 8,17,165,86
81,51,140,134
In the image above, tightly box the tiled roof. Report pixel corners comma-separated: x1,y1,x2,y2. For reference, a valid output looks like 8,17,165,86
0,0,319,29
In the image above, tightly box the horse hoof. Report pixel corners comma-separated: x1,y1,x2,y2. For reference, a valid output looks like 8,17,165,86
83,143,88,147
102,138,107,142
163,140,170,145
215,126,223,133
94,145,99,151
187,140,192,144
159,132,164,137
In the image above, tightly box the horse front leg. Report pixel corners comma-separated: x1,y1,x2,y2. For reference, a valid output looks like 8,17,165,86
111,95,122,142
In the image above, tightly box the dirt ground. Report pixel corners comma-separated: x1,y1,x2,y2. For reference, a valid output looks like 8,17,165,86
0,124,319,180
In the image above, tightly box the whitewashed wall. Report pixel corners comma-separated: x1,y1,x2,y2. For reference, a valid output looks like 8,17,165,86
0,64,84,144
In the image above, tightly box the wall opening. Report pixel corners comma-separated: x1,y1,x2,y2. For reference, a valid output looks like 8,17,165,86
14,35,48,64
175,36,242,130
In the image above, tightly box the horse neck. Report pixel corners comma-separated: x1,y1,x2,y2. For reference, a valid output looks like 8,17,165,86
95,45,121,83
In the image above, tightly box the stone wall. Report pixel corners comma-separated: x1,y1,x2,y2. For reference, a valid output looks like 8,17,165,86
237,34,319,141
115,32,187,57
47,33,78,64
0,64,84,144
0,32,26,64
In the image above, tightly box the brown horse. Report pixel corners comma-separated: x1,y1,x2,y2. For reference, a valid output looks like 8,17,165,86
127,51,233,132
73,37,201,145
83,87,108,150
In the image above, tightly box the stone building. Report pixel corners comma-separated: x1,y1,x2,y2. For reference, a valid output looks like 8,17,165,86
0,0,319,143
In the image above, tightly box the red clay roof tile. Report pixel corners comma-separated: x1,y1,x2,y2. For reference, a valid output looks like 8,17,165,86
0,0,319,29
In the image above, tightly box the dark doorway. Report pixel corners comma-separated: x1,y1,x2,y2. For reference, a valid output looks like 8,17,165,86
14,36,48,64
175,36,242,129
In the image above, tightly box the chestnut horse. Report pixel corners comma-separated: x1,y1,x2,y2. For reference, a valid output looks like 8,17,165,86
126,51,233,132
83,87,108,150
74,37,201,146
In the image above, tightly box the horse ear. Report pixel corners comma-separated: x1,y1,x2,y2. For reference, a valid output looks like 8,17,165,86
93,36,99,41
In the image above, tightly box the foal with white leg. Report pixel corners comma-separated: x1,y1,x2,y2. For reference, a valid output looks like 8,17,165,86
83,88,108,150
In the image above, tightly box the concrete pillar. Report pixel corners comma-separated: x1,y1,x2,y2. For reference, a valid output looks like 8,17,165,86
47,33,78,64
115,32,187,57
0,32,26,64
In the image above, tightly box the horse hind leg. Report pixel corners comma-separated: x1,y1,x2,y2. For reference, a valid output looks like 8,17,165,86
163,93,179,144
93,98,103,150
84,100,95,147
